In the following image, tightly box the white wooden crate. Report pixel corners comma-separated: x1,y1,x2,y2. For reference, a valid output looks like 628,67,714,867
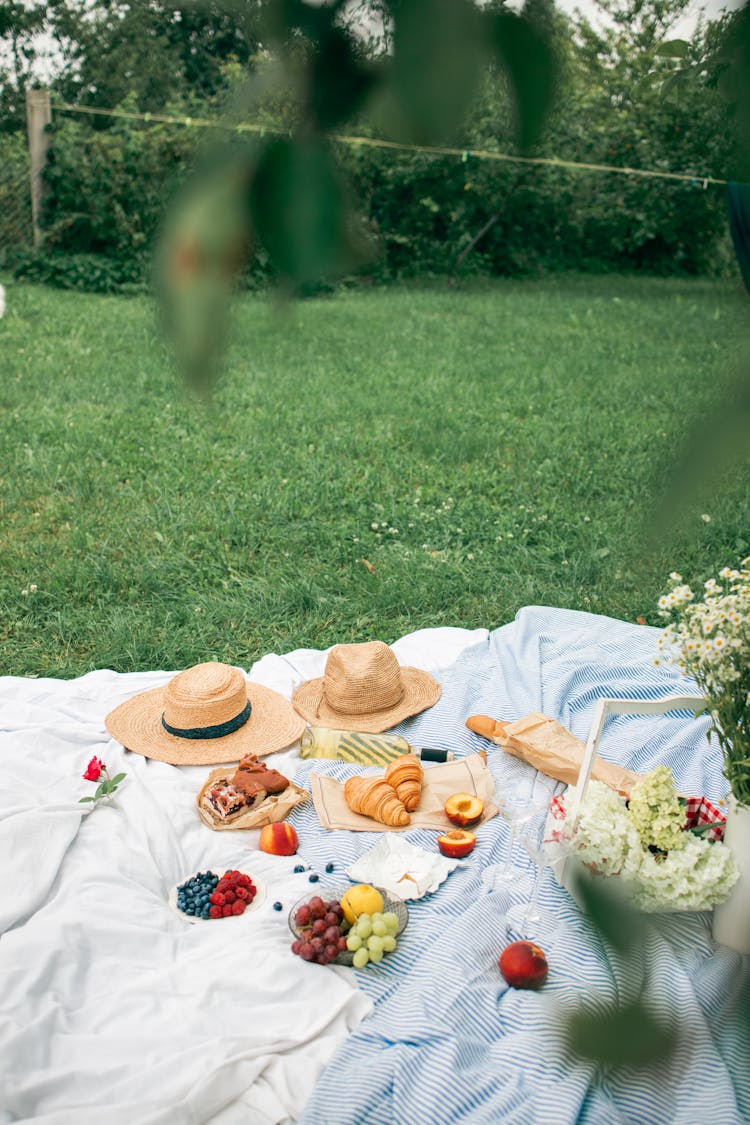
549,693,706,895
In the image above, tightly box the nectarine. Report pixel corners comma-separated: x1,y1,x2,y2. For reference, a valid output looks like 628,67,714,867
437,829,477,859
259,821,299,857
444,792,484,828
498,940,548,990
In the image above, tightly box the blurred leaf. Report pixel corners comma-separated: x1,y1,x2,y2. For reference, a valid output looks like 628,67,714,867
308,26,378,129
249,134,369,285
380,0,488,144
490,10,556,151
157,147,254,391
567,999,678,1067
273,0,348,43
655,39,690,59
571,865,649,953
717,66,740,102
648,367,750,541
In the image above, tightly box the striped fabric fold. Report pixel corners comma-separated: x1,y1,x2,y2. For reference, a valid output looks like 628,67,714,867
292,606,749,1125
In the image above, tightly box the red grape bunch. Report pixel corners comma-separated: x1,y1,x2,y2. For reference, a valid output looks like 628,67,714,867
291,895,348,965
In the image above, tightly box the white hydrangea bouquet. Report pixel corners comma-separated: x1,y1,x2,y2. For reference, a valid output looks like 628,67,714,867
550,765,738,912
656,561,750,808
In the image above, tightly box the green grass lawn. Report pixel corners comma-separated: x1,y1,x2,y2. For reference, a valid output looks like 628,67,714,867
1,274,749,678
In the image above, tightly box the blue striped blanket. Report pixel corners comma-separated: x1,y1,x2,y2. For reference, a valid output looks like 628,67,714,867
291,606,749,1125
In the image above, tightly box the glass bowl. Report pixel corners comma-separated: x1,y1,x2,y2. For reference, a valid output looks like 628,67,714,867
288,884,408,966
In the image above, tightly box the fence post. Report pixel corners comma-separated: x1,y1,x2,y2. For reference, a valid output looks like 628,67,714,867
25,88,52,248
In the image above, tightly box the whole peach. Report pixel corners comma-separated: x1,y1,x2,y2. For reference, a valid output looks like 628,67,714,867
498,940,548,989
259,821,299,857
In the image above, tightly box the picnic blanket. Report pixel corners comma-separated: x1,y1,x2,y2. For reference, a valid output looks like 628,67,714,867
1,608,748,1124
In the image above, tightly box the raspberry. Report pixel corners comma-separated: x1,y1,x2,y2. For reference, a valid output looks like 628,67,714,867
209,906,222,919
223,890,236,904
231,900,246,915
222,904,233,917
235,886,249,900
210,892,226,907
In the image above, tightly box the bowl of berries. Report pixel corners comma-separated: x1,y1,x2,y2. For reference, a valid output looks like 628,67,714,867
170,869,266,923
288,884,407,968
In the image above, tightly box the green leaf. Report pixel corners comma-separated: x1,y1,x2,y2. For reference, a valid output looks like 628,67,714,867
308,26,378,130
110,773,127,786
655,39,690,59
79,796,96,803
381,0,488,145
566,999,677,1067
647,368,750,541
156,147,255,391
490,10,556,151
250,135,369,286
570,865,648,953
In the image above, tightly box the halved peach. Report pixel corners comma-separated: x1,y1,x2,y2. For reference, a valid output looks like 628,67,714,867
444,791,484,828
437,828,477,859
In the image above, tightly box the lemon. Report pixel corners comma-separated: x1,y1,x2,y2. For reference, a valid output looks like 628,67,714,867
340,884,384,925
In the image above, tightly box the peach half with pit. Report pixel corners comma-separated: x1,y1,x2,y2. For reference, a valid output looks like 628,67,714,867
437,828,477,859
259,821,299,857
444,792,484,828
498,940,549,990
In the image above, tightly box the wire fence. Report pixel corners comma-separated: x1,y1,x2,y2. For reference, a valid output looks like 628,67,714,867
0,94,735,288
0,132,34,266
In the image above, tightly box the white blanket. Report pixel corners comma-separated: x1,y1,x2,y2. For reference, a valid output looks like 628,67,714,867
0,628,485,1124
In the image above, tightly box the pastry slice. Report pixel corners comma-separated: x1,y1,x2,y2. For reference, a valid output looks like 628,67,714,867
203,781,267,820
232,759,289,797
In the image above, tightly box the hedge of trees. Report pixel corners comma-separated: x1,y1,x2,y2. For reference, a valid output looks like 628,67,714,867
0,0,744,291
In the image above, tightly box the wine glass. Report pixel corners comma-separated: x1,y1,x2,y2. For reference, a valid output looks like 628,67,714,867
505,830,559,943
492,774,554,885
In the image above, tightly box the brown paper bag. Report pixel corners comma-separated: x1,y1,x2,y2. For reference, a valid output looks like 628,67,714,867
311,753,498,832
466,712,643,799
197,767,309,831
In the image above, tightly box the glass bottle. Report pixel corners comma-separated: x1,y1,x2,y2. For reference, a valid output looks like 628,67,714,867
299,725,454,765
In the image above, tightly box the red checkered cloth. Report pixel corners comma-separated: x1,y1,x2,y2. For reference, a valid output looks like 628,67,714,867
549,791,726,842
681,794,726,843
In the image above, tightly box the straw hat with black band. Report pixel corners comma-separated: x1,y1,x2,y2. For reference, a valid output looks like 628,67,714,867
105,662,305,766
292,640,441,733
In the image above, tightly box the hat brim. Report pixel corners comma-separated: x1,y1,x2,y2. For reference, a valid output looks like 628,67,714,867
291,666,441,733
105,680,306,766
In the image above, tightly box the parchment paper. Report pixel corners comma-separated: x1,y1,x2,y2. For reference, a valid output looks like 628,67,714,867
311,753,498,832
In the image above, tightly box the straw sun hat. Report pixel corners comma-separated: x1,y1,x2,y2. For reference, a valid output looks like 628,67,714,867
105,662,306,766
291,641,441,733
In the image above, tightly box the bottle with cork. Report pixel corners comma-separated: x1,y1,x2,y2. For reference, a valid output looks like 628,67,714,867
299,725,454,766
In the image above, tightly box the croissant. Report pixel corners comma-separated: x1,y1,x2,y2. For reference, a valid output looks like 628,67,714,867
344,775,410,827
384,755,423,812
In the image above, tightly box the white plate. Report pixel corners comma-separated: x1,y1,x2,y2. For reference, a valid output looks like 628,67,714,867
168,872,267,924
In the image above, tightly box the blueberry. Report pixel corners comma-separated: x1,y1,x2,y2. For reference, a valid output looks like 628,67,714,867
294,865,305,873
308,874,319,883
325,862,334,873
273,901,283,912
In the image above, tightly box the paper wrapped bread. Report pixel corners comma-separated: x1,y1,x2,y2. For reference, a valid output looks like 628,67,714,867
466,712,643,799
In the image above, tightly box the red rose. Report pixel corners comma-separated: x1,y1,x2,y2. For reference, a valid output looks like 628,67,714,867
83,757,105,781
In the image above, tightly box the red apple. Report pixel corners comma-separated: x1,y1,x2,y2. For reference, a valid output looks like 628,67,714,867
259,822,299,857
437,828,477,859
499,940,548,990
444,791,484,828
